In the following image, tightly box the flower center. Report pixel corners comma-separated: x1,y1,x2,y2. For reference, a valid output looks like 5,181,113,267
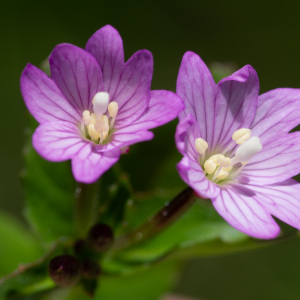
80,92,119,144
195,128,262,184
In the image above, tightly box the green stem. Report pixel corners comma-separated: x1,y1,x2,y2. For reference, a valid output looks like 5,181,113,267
112,187,195,250
74,182,98,238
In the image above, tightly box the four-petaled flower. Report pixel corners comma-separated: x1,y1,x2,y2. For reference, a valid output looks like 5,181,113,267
176,51,300,239
21,25,184,183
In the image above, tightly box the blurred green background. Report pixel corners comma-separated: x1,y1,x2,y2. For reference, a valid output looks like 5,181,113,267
1,0,300,299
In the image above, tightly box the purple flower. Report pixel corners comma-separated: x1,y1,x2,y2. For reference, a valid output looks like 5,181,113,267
21,25,184,183
176,51,300,239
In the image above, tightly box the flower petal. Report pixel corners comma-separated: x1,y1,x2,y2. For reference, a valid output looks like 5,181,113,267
212,65,259,151
72,147,121,184
177,51,217,147
175,114,200,161
50,44,103,113
85,25,124,97
21,64,80,124
177,156,220,199
247,179,300,231
113,50,153,127
95,129,154,152
212,184,280,239
242,132,300,185
114,90,184,132
96,90,182,152
32,121,89,161
251,88,300,145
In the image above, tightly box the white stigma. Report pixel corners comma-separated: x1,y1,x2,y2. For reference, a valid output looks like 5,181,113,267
195,138,208,155
231,136,262,165
93,92,109,118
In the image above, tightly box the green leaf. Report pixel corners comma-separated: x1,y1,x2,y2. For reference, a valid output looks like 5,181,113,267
0,242,69,300
22,117,77,242
0,212,42,277
58,260,180,300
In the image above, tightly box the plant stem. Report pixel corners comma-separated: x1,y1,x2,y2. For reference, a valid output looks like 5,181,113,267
112,187,196,250
74,182,98,238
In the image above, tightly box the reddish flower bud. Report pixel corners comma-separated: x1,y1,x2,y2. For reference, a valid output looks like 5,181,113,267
82,259,101,279
88,223,114,252
49,255,81,286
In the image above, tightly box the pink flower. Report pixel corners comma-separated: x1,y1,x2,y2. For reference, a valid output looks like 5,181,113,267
176,51,300,239
21,25,184,183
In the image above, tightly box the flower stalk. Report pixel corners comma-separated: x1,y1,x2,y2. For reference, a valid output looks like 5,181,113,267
74,183,98,238
112,187,196,250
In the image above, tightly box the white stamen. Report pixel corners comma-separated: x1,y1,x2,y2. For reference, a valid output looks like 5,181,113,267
195,138,208,155
88,124,100,141
93,92,109,119
204,159,217,175
82,110,92,126
209,154,224,165
94,120,109,134
230,136,262,166
232,128,251,145
212,156,231,181
215,169,229,183
108,101,119,129
108,102,118,118
217,156,231,168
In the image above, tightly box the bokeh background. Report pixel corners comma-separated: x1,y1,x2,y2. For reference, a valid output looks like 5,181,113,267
1,0,300,299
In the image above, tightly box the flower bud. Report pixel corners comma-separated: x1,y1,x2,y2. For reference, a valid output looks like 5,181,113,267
88,223,114,252
82,259,101,279
49,255,81,287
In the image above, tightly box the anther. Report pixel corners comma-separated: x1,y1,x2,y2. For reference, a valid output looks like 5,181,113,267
217,156,231,168
94,120,109,144
209,154,224,165
195,138,208,155
212,156,231,181
108,101,118,129
94,120,109,133
82,110,92,126
232,128,251,145
88,124,100,141
92,92,109,119
204,159,217,175
215,169,229,182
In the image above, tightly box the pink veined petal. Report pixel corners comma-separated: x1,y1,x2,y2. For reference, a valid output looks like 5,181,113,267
72,147,121,184
85,25,124,97
112,50,153,127
175,114,200,162
251,88,300,145
246,179,300,231
96,90,182,152
177,156,220,199
50,43,103,113
32,121,90,162
95,129,154,152
241,131,300,185
177,51,217,147
21,64,80,124
115,90,184,131
212,185,280,239
211,65,259,152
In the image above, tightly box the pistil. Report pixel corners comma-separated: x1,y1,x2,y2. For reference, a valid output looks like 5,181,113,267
80,93,120,144
196,128,262,184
